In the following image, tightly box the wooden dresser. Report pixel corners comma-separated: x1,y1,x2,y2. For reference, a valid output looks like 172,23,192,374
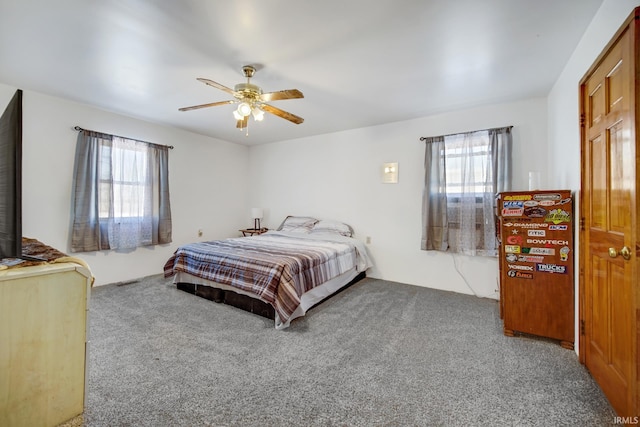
0,263,92,427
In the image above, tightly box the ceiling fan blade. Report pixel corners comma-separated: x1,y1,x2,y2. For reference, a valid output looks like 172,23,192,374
236,116,248,129
179,100,236,112
261,104,304,124
197,78,237,96
259,89,304,102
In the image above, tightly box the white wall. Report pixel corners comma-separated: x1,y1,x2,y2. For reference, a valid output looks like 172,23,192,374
248,97,549,298
547,0,640,350
548,0,639,188
0,82,250,286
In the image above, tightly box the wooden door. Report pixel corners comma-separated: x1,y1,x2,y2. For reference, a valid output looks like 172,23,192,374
580,8,638,418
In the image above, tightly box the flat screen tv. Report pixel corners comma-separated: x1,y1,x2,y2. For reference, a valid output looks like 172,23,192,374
0,89,23,260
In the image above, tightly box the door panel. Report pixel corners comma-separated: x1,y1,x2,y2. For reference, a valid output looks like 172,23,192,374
610,121,631,233
588,255,607,358
589,134,606,229
610,260,631,384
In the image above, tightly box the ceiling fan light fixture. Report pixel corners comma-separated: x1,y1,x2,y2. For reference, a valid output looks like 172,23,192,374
252,107,265,121
180,65,305,135
237,102,252,117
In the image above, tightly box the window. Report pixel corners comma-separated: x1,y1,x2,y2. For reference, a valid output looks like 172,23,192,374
99,138,150,220
71,130,172,252
421,127,512,256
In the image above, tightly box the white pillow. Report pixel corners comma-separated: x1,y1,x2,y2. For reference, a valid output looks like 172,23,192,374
278,216,318,233
310,220,353,237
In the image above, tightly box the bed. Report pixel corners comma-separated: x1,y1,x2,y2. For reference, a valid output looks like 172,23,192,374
163,217,373,329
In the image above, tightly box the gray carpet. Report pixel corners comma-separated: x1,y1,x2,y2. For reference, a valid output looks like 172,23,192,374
84,275,616,426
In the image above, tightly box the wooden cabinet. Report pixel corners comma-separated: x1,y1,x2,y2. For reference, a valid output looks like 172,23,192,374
497,190,574,349
0,263,91,427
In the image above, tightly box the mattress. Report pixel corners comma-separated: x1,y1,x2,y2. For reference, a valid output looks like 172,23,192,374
164,230,372,329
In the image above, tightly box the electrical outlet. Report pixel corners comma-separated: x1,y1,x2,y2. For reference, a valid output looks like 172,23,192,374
198,229,203,237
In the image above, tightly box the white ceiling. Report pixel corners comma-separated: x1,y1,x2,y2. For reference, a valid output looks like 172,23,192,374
0,0,603,146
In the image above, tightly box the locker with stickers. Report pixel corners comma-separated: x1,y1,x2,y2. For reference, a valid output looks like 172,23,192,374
496,190,574,349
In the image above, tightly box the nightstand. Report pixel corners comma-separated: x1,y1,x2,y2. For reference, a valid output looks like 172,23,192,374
239,228,268,236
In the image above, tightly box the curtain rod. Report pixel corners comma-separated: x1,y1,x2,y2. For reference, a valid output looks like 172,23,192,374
73,126,174,149
419,125,513,142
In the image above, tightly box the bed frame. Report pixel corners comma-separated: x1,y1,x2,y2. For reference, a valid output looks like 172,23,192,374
176,271,366,321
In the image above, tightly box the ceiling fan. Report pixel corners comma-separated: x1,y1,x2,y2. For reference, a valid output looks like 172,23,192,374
179,65,304,132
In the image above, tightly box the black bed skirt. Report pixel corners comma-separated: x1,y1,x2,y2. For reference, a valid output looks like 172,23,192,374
176,271,366,321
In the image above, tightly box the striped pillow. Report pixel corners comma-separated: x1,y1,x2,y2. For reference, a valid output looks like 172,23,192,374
278,216,318,233
310,220,353,237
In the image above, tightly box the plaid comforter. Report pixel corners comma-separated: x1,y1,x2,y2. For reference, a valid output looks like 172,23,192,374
163,232,363,325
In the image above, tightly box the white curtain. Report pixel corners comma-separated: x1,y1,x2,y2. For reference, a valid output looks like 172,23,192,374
105,137,154,249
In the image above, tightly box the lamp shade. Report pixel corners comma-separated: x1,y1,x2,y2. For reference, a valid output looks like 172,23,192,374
252,108,265,121
251,208,263,219
237,102,252,117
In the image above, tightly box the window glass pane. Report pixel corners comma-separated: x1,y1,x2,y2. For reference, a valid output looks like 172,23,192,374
98,138,148,219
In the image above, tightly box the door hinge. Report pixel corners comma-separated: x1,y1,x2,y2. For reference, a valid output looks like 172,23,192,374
580,217,585,231
580,113,586,127
580,319,586,336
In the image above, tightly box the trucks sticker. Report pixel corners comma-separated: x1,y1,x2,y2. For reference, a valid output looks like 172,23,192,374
536,264,567,274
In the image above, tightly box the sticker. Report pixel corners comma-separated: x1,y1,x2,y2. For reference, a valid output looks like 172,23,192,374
523,200,539,207
536,264,567,274
522,247,555,255
524,206,547,218
505,253,518,262
518,255,545,263
559,246,570,262
505,245,521,254
545,209,571,224
539,200,556,207
502,208,524,217
549,224,568,231
503,222,548,228
526,239,569,246
506,235,523,245
507,270,533,279
503,201,524,209
533,193,562,201
527,230,546,237
508,264,534,271
504,195,532,201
